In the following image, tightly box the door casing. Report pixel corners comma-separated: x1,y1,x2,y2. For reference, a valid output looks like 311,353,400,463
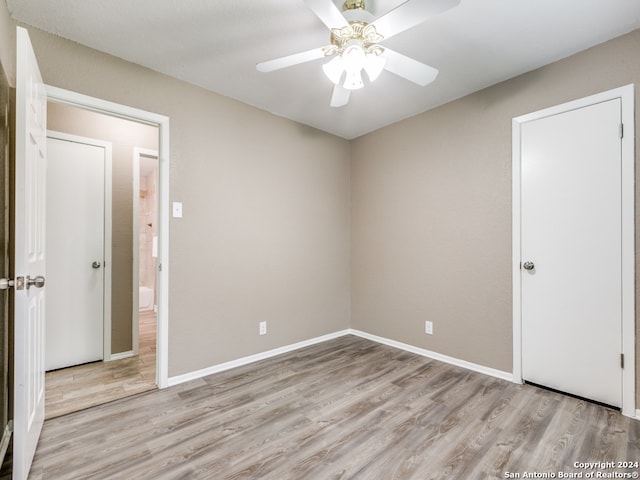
512,84,636,417
44,85,170,389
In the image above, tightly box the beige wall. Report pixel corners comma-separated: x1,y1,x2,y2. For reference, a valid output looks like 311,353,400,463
47,102,159,354
351,30,640,380
13,26,351,377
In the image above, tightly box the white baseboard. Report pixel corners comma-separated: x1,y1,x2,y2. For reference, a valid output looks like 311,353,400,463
108,350,134,361
167,328,513,388
349,329,514,382
167,330,351,387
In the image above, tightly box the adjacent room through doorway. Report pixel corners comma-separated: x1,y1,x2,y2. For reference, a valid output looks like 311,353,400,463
43,102,160,419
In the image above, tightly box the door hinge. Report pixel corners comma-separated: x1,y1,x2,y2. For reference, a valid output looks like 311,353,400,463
619,123,624,139
0,277,25,290
621,353,625,369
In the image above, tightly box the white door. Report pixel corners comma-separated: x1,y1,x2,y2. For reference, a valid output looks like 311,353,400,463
45,133,108,371
14,27,47,480
520,99,622,407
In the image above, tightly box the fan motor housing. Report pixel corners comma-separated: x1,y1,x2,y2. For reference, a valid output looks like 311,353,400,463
343,0,366,11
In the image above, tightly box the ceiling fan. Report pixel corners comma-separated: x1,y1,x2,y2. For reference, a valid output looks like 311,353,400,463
256,0,461,107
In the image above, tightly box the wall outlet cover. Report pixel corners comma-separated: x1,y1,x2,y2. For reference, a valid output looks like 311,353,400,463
425,321,433,335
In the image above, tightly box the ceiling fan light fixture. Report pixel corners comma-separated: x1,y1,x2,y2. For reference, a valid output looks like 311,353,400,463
363,52,385,82
322,56,344,84
343,70,364,90
258,0,460,108
341,41,366,72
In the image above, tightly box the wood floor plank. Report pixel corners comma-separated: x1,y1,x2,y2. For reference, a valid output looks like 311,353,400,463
28,335,639,479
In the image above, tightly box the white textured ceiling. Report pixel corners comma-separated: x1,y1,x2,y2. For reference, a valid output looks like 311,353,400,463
7,0,640,139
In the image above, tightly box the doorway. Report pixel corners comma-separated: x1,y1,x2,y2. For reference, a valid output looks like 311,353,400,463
512,85,635,416
42,98,166,418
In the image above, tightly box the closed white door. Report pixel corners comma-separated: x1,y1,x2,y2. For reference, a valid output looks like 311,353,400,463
14,26,47,480
45,133,108,371
520,99,622,407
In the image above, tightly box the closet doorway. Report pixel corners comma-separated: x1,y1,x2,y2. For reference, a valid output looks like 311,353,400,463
512,85,635,416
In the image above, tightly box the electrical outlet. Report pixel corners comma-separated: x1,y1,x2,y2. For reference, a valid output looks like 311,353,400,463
259,321,267,336
425,321,433,335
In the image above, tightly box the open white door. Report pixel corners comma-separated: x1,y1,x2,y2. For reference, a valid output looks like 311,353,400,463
14,26,47,480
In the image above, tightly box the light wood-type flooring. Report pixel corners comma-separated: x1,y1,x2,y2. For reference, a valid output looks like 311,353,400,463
44,310,157,419
29,335,640,479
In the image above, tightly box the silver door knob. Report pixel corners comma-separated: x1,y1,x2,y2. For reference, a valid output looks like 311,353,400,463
92,261,101,269
26,275,45,289
522,261,535,271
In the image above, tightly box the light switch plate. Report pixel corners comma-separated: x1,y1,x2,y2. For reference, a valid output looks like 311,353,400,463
172,202,183,218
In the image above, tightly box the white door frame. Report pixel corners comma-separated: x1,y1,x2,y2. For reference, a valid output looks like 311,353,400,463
132,147,159,356
45,85,170,389
512,84,635,417
46,130,113,363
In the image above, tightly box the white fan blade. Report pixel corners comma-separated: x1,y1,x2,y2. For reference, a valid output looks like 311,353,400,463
372,0,460,40
330,84,351,107
304,0,349,29
257,47,327,72
383,48,438,86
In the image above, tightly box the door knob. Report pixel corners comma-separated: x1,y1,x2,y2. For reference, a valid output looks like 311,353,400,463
522,261,535,271
92,261,101,269
26,275,45,289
